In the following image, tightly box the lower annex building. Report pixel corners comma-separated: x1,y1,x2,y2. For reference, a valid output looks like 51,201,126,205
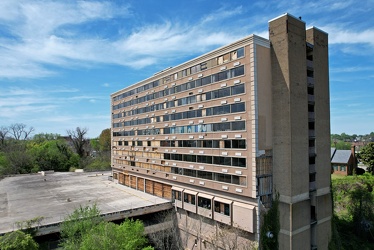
111,14,332,249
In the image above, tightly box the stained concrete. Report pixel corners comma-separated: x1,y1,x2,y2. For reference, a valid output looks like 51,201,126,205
0,171,170,234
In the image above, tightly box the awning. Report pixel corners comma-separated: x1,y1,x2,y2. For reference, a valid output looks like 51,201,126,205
233,201,255,210
197,193,214,200
171,186,184,192
213,197,233,204
184,189,198,196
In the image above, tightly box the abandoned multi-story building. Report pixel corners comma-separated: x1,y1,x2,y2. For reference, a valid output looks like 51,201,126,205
111,13,332,249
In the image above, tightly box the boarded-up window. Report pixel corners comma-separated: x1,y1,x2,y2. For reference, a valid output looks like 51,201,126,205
154,182,163,197
163,185,172,199
138,177,144,191
130,176,136,189
145,180,153,194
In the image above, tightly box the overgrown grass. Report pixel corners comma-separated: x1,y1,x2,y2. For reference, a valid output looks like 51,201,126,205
330,173,374,249
331,174,346,180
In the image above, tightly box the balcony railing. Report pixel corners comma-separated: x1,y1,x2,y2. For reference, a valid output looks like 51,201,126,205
309,181,316,191
309,147,316,156
307,77,315,86
309,164,316,173
308,112,315,120
307,60,314,70
309,130,315,138
308,94,315,104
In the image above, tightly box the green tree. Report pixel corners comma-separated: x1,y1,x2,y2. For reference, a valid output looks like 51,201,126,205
0,230,38,250
358,142,374,173
60,205,153,250
98,128,111,152
2,142,34,174
90,138,100,152
331,174,374,248
0,152,10,176
33,133,60,143
28,139,79,172
260,193,280,250
80,220,152,250
60,204,103,250
331,140,351,150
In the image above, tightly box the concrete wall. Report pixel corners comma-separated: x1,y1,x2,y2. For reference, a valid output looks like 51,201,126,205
176,208,257,250
270,14,312,249
306,27,332,249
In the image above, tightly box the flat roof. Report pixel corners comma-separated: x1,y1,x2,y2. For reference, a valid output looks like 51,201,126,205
0,171,170,234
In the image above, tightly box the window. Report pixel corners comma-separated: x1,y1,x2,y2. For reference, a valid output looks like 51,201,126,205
232,157,246,167
231,65,244,77
237,47,244,58
198,197,211,209
197,155,212,164
231,103,245,113
213,122,230,131
197,171,213,180
184,168,197,177
219,88,230,98
203,140,213,148
214,201,230,216
232,139,246,149
183,154,197,162
340,166,346,171
172,190,181,201
184,193,196,205
137,141,142,146
212,140,220,148
232,176,240,185
201,76,211,86
216,173,231,183
213,156,224,165
231,84,244,95
231,50,238,60
231,121,245,130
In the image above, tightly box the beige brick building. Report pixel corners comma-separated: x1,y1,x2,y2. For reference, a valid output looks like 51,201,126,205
111,13,331,249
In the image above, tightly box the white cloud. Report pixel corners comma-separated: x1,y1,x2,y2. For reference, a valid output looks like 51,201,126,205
200,6,243,24
324,27,374,46
0,2,246,79
330,66,374,73
1,0,372,80
0,86,106,123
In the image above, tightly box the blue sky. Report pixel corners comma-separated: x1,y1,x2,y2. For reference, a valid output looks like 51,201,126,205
0,0,373,138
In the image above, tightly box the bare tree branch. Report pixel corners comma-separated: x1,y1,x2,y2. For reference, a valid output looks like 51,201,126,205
67,127,89,158
0,126,9,145
9,123,34,140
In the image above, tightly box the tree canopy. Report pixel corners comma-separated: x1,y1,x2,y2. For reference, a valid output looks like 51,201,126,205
358,142,374,173
0,124,110,176
98,128,111,152
331,174,374,248
0,230,38,250
60,204,153,250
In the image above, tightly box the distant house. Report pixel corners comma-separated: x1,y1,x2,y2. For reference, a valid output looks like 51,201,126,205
331,146,357,175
